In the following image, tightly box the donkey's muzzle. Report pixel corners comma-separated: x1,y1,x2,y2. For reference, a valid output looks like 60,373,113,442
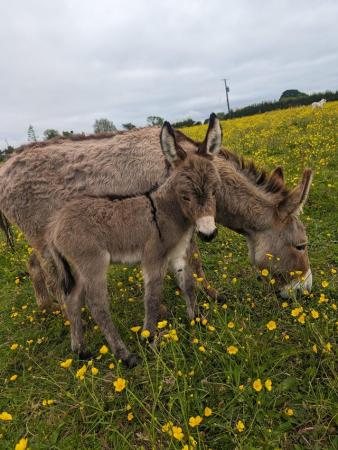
198,228,218,242
196,216,217,242
279,269,313,299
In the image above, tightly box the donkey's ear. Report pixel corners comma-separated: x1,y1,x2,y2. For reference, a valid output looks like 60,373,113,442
279,169,313,216
199,113,222,157
160,121,187,166
271,166,284,182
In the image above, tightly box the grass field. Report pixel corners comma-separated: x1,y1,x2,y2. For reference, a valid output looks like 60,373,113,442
0,103,337,450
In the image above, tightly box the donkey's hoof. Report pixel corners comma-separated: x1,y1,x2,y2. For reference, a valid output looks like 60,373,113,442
78,350,93,360
215,294,226,303
123,353,140,369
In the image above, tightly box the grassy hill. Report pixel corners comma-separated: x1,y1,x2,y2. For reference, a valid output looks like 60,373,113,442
0,103,337,449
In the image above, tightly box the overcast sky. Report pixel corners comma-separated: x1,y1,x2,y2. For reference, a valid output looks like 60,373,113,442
1,0,337,147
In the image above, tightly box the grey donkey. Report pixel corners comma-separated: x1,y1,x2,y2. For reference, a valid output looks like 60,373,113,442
46,120,221,367
0,114,313,307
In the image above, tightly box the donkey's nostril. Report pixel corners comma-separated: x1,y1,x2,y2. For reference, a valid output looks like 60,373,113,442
198,228,217,242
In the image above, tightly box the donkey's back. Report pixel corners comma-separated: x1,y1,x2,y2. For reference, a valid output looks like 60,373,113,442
0,127,173,246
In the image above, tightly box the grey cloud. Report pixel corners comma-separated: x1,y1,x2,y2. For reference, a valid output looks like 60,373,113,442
0,0,337,147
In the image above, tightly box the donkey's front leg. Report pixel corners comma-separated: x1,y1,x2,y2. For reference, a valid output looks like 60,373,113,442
190,239,225,302
142,262,167,337
85,277,138,368
172,258,197,320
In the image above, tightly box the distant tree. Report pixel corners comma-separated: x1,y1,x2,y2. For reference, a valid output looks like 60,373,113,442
43,129,59,140
93,118,117,134
171,118,199,128
122,123,136,130
62,130,74,138
0,145,14,162
279,89,308,101
27,125,37,142
147,116,164,127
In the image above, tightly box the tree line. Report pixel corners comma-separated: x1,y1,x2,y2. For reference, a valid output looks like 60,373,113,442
1,89,337,161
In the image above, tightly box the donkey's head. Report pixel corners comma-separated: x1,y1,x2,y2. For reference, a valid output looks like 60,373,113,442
245,168,313,298
160,114,222,242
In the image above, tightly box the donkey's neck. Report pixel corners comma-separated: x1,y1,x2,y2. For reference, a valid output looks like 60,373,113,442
215,159,276,233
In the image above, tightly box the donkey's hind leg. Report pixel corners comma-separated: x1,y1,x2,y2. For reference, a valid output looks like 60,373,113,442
64,280,87,357
28,252,57,311
83,254,138,368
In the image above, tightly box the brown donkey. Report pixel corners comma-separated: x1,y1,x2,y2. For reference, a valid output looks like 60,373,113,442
46,120,221,367
0,114,313,308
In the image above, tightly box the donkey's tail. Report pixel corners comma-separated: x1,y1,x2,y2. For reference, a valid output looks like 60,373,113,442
0,210,15,250
50,245,75,295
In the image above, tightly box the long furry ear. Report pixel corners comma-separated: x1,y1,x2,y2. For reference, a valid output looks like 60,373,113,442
160,121,187,166
279,169,313,216
198,113,222,156
266,166,285,193
271,166,284,182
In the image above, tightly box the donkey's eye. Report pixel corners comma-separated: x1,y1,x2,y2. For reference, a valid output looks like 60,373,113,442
295,244,306,251
182,195,191,202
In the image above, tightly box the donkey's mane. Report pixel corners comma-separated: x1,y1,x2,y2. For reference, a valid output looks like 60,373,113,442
175,129,290,198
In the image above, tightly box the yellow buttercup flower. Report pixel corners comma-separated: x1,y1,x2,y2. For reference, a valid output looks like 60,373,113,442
261,269,269,277
113,377,127,392
141,329,150,338
60,358,73,369
162,421,173,433
291,307,303,317
189,415,203,427
321,280,329,288
15,438,28,450
127,412,134,421
99,345,109,354
171,425,184,440
285,408,294,416
227,345,238,355
91,367,99,375
76,364,87,380
10,374,18,381
253,379,263,392
265,379,272,391
297,313,306,324
157,320,168,329
236,420,245,432
10,343,19,350
266,320,277,331
311,309,319,319
130,326,141,333
0,411,13,421
324,342,332,352
204,406,212,417
227,321,235,329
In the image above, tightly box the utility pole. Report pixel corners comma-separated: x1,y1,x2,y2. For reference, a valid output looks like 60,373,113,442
222,78,231,116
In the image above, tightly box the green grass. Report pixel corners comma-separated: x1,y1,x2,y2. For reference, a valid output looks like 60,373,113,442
1,104,337,449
